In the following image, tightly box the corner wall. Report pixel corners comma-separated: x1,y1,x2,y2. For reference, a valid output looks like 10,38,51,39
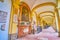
0,0,11,40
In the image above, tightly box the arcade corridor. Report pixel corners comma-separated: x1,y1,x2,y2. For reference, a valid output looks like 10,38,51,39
16,27,59,40
0,0,60,40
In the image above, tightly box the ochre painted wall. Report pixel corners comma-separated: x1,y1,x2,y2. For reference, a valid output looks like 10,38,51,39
9,1,19,34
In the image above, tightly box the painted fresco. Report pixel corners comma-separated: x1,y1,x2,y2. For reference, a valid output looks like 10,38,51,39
22,7,29,21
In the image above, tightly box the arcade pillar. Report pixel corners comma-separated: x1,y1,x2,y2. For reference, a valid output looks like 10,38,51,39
55,8,60,37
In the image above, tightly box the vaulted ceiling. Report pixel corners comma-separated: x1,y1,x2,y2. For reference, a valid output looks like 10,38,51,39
20,0,56,10
20,0,57,25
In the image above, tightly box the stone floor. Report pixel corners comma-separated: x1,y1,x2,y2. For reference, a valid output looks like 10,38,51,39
16,27,60,40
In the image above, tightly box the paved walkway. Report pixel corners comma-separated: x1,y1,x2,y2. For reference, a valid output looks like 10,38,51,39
17,27,60,40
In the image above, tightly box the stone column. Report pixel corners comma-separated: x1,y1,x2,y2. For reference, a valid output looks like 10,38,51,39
55,8,60,37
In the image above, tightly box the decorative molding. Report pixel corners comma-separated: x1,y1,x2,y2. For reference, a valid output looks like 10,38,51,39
41,15,55,18
39,11,55,15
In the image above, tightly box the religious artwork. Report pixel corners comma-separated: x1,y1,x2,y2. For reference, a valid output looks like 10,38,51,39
13,14,18,23
22,7,29,21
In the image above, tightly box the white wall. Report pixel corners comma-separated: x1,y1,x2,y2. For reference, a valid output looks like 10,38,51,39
0,0,11,40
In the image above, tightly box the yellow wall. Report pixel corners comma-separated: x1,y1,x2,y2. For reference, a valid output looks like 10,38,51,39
9,0,20,34
58,0,60,33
